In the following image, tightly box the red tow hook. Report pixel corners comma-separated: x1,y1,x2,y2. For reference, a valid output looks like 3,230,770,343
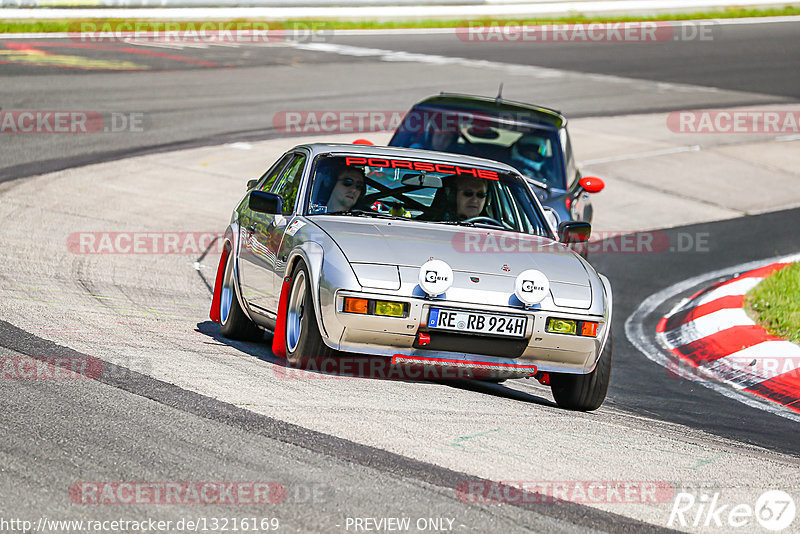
534,371,550,386
416,332,431,346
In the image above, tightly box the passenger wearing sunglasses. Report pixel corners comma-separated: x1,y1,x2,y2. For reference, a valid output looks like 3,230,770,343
327,167,366,213
455,176,488,220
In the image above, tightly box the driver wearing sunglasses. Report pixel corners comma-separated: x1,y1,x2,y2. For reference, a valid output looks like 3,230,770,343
327,167,366,213
455,176,488,219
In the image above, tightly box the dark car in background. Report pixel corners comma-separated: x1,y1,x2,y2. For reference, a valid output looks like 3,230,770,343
388,93,605,233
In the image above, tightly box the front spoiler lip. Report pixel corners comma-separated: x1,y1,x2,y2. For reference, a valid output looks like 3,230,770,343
392,353,537,372
391,353,537,379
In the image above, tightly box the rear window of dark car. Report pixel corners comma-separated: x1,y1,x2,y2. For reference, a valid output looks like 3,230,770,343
390,107,566,190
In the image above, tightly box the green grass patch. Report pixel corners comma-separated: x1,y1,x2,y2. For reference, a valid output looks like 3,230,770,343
1,5,799,34
746,262,800,344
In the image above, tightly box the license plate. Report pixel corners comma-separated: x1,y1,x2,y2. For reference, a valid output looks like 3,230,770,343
427,308,527,338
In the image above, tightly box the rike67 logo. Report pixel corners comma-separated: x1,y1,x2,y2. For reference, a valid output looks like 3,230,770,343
668,490,796,531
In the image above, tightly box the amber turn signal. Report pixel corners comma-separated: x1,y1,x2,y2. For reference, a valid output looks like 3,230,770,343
343,298,369,314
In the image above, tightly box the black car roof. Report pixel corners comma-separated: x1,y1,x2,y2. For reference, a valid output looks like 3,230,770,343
410,93,566,129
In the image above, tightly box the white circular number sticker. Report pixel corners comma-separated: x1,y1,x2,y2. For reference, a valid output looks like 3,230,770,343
756,490,796,531
418,259,454,297
514,269,550,305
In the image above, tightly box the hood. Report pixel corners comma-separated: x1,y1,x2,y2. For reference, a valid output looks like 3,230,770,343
311,217,592,308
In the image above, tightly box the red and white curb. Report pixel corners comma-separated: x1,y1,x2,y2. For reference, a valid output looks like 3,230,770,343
626,252,800,422
657,262,800,414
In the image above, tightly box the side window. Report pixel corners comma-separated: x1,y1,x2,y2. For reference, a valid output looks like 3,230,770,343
272,153,307,215
256,153,294,192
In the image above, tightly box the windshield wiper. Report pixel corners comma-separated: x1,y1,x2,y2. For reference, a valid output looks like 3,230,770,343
439,220,519,232
441,220,476,226
335,209,408,221
440,220,500,229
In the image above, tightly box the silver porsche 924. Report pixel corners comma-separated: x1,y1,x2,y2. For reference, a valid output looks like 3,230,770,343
210,143,613,410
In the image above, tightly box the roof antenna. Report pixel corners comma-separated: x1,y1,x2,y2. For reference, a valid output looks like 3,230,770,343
495,83,504,102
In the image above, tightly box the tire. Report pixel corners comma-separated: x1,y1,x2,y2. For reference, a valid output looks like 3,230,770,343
219,247,262,341
284,262,335,366
550,333,612,411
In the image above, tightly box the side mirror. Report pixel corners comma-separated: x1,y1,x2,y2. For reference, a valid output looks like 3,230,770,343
249,190,283,214
558,221,591,243
353,139,374,145
578,176,604,194
246,179,258,190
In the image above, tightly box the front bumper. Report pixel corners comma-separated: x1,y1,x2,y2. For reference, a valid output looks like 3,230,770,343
329,290,607,377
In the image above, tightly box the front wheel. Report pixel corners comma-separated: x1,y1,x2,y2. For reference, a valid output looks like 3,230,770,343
219,247,262,341
285,262,335,366
550,333,612,411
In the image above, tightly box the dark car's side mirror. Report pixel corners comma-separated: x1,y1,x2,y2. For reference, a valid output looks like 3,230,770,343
578,176,605,193
249,190,283,214
246,179,258,190
558,221,591,243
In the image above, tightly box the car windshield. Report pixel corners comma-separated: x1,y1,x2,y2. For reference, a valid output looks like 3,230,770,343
305,154,552,237
389,109,565,189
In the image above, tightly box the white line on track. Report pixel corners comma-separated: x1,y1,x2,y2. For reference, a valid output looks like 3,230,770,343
0,4,799,20
624,251,800,423
289,41,721,94
579,145,701,166
1,16,798,38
